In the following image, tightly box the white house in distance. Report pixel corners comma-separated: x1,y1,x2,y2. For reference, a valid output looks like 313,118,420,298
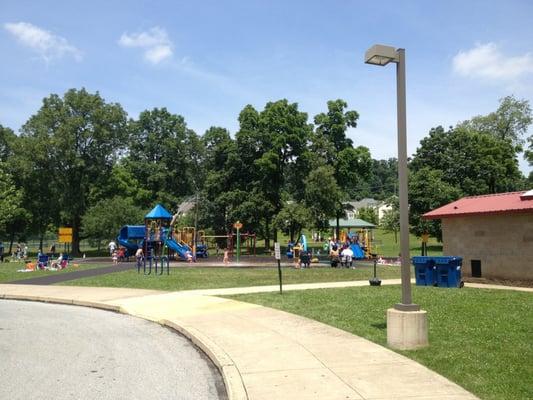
423,190,533,282
345,198,392,223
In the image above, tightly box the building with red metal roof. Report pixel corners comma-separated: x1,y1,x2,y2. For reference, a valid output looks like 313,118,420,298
423,190,533,282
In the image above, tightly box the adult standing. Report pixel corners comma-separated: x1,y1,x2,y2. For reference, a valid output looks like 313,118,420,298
329,244,340,268
48,243,56,257
0,241,4,262
108,240,117,256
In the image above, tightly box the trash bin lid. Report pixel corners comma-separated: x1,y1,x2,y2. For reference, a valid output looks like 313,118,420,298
433,256,462,264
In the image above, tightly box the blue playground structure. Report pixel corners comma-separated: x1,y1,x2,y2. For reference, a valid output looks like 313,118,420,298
300,234,308,251
350,243,365,259
346,232,366,259
165,237,191,260
117,204,201,272
141,204,172,275
117,225,145,257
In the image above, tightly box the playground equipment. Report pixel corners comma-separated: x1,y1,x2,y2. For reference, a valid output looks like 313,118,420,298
292,234,308,260
141,204,172,275
203,231,257,257
325,228,375,260
117,225,144,257
174,227,208,258
118,206,194,265
228,231,256,257
344,229,374,259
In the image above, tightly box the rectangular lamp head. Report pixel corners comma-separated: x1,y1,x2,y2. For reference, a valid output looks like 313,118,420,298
365,44,398,66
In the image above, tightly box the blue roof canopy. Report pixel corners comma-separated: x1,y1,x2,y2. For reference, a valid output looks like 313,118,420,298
145,204,173,220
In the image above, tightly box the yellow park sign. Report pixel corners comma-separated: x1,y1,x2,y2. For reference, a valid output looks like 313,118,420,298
58,227,73,243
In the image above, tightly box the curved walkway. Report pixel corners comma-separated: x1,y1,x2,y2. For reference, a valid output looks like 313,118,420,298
0,283,481,400
0,300,226,400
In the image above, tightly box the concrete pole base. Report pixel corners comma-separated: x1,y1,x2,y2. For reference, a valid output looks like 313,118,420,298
387,308,429,350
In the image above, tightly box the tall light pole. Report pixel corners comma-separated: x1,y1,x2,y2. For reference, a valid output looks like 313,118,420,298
365,44,427,349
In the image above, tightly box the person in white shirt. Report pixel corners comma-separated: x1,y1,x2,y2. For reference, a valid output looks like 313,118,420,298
341,246,354,268
108,240,117,256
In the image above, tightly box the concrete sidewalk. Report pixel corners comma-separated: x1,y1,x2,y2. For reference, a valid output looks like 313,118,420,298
0,283,480,400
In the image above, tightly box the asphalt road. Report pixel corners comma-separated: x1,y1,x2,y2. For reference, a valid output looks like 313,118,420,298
0,300,227,400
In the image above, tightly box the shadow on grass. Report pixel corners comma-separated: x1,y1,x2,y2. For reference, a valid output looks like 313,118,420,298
371,322,387,330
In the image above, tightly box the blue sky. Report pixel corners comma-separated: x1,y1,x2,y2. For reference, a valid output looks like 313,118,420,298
1,0,532,174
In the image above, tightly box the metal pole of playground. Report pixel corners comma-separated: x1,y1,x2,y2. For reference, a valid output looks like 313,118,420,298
234,221,242,263
236,227,241,263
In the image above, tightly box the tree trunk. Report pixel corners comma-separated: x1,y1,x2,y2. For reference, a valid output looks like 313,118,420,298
336,212,340,241
72,215,82,256
289,227,294,243
9,231,15,254
264,218,270,252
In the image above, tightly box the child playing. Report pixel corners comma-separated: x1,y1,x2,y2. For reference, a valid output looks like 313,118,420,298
135,247,144,267
112,250,118,265
223,249,229,265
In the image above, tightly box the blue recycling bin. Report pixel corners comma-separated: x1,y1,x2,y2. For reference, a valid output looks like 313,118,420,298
412,256,436,286
434,256,462,288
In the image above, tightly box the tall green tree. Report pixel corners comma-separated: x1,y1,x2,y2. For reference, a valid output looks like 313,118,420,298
408,168,462,240
0,166,24,232
314,99,358,155
0,125,17,162
0,125,30,250
9,131,58,248
458,95,532,147
126,107,199,208
200,127,242,235
380,196,400,243
20,88,128,255
273,202,311,242
234,100,312,248
526,135,533,168
358,158,398,200
0,164,27,252
357,206,378,225
305,165,342,231
312,99,371,237
82,196,145,244
410,126,523,195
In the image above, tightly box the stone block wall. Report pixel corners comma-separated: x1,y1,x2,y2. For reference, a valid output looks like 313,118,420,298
442,213,533,281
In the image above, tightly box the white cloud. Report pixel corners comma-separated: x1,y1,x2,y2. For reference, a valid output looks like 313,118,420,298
4,21,82,63
118,27,173,64
453,42,533,81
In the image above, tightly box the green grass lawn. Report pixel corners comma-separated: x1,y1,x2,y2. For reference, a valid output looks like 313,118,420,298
371,228,443,257
228,286,532,400
0,261,110,283
59,264,402,291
